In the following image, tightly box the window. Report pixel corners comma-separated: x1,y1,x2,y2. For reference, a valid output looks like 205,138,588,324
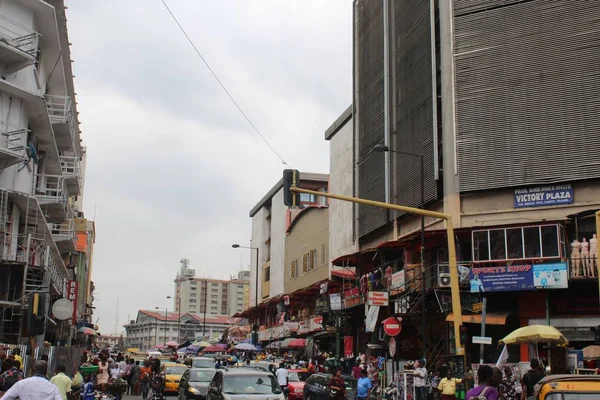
310,249,318,271
211,294,218,299
290,260,298,280
211,300,218,304
300,193,316,203
190,293,197,297
211,283,218,287
189,299,196,303
190,281,197,285
472,225,560,262
211,289,218,293
320,243,327,266
190,287,197,291
264,266,270,282
302,254,308,274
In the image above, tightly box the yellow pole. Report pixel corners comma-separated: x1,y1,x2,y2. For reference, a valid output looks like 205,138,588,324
290,186,464,355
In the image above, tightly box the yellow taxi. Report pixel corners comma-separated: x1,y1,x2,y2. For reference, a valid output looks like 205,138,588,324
532,374,600,400
161,362,189,394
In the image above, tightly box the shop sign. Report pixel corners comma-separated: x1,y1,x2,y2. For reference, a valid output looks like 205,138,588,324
514,184,573,208
365,306,379,333
283,321,298,332
315,296,330,314
367,291,389,306
390,270,405,293
67,280,78,325
258,324,290,341
320,282,328,294
330,293,342,311
298,315,323,335
532,263,568,289
343,287,364,309
344,336,354,357
469,265,534,293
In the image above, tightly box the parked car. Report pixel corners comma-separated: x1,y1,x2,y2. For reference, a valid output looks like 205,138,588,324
302,373,357,400
192,357,216,369
287,369,311,400
178,368,216,400
162,362,189,394
207,368,284,400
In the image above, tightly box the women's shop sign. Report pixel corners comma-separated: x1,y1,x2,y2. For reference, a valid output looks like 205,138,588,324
514,184,573,208
469,262,568,293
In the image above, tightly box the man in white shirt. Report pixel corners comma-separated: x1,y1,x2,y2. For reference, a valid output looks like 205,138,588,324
275,362,289,392
2,360,62,400
413,359,427,400
110,365,124,380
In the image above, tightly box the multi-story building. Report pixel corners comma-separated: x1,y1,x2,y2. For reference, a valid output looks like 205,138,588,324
325,0,600,366
0,0,93,345
124,310,240,351
248,173,329,307
173,259,249,316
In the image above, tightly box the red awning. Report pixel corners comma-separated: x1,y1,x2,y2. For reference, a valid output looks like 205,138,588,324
331,253,360,266
331,269,357,279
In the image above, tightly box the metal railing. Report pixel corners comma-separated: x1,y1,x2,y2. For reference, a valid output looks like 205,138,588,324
47,254,67,293
45,95,76,142
0,121,27,155
35,174,67,204
0,233,28,263
50,219,75,242
59,155,82,189
0,13,39,57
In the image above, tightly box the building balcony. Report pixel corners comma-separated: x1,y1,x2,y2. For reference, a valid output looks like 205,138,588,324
0,121,28,169
47,253,68,296
51,219,75,253
35,174,68,223
0,13,39,74
59,155,82,196
45,94,76,152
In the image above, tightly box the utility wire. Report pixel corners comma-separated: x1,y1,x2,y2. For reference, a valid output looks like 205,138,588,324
159,0,289,166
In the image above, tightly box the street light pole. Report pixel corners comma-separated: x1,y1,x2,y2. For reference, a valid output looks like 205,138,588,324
203,280,207,339
374,144,427,358
167,295,181,344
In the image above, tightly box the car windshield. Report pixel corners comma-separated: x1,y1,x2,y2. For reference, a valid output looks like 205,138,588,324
192,359,213,368
223,375,281,395
288,372,310,382
189,370,215,382
164,366,187,375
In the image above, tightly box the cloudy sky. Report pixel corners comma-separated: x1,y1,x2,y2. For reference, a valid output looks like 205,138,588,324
66,0,352,334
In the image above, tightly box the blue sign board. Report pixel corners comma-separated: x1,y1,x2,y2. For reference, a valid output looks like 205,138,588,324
514,184,573,208
532,262,568,289
469,264,535,293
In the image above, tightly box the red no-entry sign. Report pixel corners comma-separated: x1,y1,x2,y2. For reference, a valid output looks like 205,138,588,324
382,317,402,337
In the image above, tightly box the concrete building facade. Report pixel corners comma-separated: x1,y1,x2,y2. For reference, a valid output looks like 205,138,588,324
249,173,328,306
173,259,249,317
0,0,94,345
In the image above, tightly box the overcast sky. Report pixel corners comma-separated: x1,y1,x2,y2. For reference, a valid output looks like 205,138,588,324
66,0,351,335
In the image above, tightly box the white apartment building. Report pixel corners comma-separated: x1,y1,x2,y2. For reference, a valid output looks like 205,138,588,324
0,0,86,344
248,173,328,306
173,259,249,316
124,310,240,351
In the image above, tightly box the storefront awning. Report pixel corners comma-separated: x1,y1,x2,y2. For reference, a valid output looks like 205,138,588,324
446,312,510,325
331,269,356,279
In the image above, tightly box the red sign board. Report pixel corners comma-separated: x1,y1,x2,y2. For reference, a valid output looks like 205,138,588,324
382,317,402,337
67,280,78,325
343,287,363,309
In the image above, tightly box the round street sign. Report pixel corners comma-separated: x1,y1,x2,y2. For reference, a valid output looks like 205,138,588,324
52,298,73,321
389,337,397,357
382,317,402,336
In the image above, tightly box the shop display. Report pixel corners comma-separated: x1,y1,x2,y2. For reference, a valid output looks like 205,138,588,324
581,238,591,276
571,239,581,277
590,234,598,276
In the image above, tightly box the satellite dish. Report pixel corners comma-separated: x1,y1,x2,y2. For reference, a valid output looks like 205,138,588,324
52,298,73,321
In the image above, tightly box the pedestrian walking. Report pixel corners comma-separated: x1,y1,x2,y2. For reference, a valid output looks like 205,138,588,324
413,359,428,400
498,366,517,400
356,369,372,400
466,365,499,400
140,360,151,399
144,358,165,400
328,369,347,400
1,360,62,400
80,374,95,400
50,365,72,400
130,360,141,395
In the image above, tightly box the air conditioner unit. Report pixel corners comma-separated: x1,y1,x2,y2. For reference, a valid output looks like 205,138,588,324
438,273,451,288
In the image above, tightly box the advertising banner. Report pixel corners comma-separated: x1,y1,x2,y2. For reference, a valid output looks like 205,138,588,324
343,287,363,309
365,305,379,333
329,293,342,310
533,262,568,289
514,184,573,208
390,270,405,292
66,280,78,325
367,291,389,306
343,336,353,357
315,296,330,314
469,265,534,293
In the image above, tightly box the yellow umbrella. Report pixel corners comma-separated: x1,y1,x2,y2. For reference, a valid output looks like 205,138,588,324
193,341,211,348
499,325,568,346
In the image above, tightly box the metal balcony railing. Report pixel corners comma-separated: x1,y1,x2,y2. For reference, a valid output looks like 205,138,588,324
45,95,76,142
50,219,75,242
0,13,39,57
0,121,27,155
35,174,67,204
59,155,82,191
47,254,67,294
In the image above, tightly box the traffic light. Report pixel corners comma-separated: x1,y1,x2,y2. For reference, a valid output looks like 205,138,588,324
283,169,301,207
459,325,468,346
28,292,47,336
591,326,600,344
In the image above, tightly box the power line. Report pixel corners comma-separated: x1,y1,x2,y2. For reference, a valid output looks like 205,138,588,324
159,0,289,166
